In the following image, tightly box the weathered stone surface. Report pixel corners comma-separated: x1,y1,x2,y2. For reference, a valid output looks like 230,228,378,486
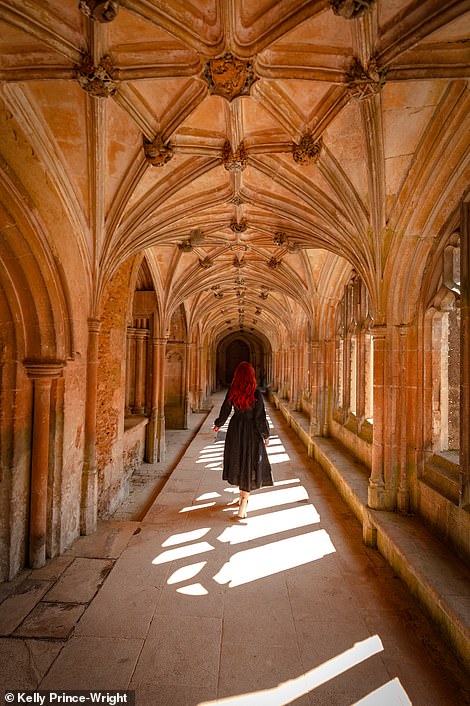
0,639,63,691
14,602,86,639
0,580,52,636
43,558,114,604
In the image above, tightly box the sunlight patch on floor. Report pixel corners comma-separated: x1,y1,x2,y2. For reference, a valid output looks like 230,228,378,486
162,527,211,547
179,501,216,513
217,505,320,545
352,677,412,705
197,635,386,705
238,485,309,512
167,561,207,585
196,492,222,501
152,541,214,565
213,529,335,587
176,583,208,596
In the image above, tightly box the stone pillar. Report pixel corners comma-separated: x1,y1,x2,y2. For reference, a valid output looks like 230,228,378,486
81,317,101,535
196,345,203,410
124,329,133,414
397,325,410,512
184,342,192,429
132,328,147,414
460,200,470,508
368,325,387,509
146,336,167,462
310,341,320,435
157,338,168,461
25,360,63,568
322,338,334,437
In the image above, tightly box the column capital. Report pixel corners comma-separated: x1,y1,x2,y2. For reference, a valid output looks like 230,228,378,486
153,336,169,346
370,324,387,339
24,360,64,379
87,317,102,334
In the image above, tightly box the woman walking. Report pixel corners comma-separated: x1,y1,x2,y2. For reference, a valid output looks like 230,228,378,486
213,361,273,519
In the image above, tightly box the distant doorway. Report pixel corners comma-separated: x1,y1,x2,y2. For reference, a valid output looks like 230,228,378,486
225,339,250,384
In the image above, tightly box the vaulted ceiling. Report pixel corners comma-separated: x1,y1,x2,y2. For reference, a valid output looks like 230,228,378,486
0,0,469,346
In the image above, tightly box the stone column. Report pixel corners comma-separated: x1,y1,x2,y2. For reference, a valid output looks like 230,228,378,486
25,360,63,568
146,336,167,462
184,342,192,428
310,341,320,436
157,338,168,461
460,200,470,508
322,338,334,437
81,317,101,535
132,328,147,414
397,325,410,512
124,328,134,414
196,344,203,410
368,325,387,509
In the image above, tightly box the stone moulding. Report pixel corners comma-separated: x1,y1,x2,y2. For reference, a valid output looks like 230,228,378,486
222,140,248,171
329,0,376,19
79,0,119,22
203,52,257,101
292,134,323,165
143,134,174,167
346,58,386,100
77,54,118,97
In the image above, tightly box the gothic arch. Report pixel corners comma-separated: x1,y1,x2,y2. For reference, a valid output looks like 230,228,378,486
0,168,74,579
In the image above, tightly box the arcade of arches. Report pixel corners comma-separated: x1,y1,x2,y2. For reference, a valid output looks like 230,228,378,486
0,0,469,646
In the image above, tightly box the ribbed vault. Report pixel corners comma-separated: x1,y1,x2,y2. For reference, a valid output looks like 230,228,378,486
0,0,469,344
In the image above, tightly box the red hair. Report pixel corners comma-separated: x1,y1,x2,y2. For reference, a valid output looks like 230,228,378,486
228,361,257,411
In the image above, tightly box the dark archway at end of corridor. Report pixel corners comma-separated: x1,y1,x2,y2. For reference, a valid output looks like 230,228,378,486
216,330,271,388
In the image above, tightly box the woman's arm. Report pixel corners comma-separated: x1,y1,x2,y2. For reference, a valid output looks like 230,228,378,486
213,390,232,431
254,389,270,442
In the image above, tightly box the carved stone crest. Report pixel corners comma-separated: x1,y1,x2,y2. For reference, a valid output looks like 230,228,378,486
199,257,213,269
204,53,257,102
79,0,119,22
346,58,386,100
222,141,247,172
143,134,174,167
268,257,281,269
274,232,288,246
329,0,376,19
230,219,247,233
228,194,245,205
178,241,193,252
292,134,322,165
77,55,117,97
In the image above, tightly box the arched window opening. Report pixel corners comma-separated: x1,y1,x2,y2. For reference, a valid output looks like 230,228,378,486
428,241,461,458
333,275,373,433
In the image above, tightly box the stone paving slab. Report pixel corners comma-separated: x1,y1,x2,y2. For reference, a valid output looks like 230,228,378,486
43,557,114,604
0,579,52,635
65,520,139,558
13,601,85,639
0,638,63,691
40,636,143,690
132,614,222,689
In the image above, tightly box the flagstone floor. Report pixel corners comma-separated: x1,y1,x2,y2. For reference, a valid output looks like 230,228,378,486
1,394,469,705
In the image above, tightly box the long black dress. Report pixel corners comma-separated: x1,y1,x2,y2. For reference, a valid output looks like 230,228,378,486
214,388,273,492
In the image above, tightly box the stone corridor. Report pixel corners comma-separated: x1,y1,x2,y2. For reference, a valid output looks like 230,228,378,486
1,394,468,706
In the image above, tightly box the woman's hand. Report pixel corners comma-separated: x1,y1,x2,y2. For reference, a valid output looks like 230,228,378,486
264,437,269,446
213,425,219,433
